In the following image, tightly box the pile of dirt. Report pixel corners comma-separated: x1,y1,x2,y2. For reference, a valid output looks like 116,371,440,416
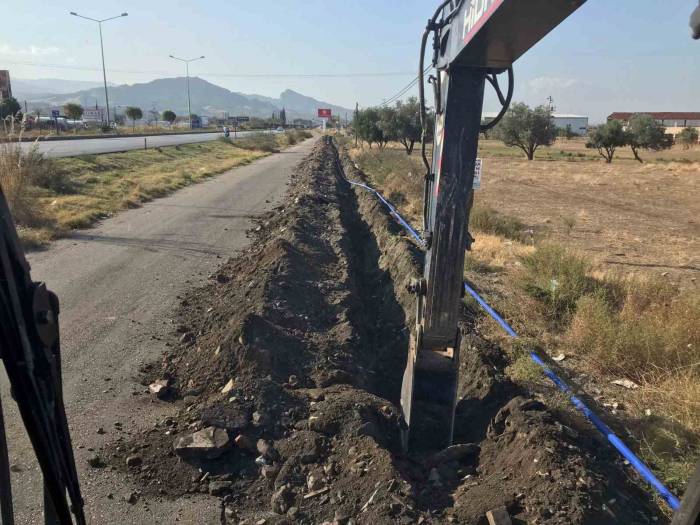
105,137,666,524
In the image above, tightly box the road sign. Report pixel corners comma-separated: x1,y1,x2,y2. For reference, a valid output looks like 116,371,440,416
317,108,332,118
235,116,250,122
51,110,60,118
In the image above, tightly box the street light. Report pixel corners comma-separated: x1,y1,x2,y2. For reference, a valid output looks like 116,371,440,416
69,11,128,125
169,55,205,129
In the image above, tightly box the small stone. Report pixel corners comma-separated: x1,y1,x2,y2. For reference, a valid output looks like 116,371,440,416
486,506,512,525
271,485,293,514
125,492,138,504
221,379,235,394
96,427,106,435
149,379,171,399
209,480,233,496
257,439,280,461
235,433,256,452
333,509,350,525
179,332,195,345
173,426,230,460
287,507,299,518
87,454,104,468
126,455,143,467
288,375,299,388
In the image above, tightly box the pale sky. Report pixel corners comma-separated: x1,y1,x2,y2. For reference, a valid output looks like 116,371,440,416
3,1,699,122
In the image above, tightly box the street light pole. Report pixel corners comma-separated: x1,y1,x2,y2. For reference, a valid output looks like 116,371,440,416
169,55,205,129
69,11,128,125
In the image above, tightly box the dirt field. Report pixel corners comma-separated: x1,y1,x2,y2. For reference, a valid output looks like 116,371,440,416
99,138,671,524
476,139,699,283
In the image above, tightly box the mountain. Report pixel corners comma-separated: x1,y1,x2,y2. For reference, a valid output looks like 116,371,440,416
12,78,114,98
22,77,352,120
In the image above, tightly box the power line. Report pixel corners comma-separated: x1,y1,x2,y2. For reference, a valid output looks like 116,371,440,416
3,60,417,79
380,65,432,107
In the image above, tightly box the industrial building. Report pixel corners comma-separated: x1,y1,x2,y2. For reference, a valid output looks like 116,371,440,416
607,112,700,139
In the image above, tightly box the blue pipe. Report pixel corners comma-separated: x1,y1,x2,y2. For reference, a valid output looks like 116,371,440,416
341,166,682,511
463,281,682,511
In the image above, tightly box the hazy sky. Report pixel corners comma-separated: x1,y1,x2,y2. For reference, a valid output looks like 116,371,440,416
3,1,699,122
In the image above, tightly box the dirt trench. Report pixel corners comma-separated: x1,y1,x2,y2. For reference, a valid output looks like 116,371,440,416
107,137,666,524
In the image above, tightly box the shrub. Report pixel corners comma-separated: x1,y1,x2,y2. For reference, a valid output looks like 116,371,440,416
566,278,699,381
232,132,279,152
470,206,526,241
0,141,55,225
519,243,594,321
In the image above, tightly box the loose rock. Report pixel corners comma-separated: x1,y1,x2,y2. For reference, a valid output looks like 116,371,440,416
173,426,230,460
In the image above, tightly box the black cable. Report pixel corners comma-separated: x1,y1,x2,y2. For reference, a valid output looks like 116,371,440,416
481,67,514,131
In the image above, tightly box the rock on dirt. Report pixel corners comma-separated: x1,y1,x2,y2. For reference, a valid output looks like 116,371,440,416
173,426,230,460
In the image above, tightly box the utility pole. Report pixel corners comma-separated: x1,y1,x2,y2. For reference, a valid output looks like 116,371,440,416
169,54,205,129
70,11,128,125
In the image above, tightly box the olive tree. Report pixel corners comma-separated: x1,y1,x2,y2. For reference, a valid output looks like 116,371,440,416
626,113,672,162
494,103,557,160
586,120,628,163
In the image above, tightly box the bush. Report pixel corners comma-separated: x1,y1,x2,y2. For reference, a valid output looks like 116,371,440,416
470,206,526,241
519,243,595,321
566,277,699,381
231,132,279,152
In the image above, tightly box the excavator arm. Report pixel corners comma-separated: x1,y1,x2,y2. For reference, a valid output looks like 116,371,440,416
401,0,586,452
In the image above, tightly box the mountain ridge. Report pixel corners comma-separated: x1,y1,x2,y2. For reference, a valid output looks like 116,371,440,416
16,77,351,120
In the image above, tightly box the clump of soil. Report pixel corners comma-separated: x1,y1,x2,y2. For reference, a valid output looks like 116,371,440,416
106,138,666,524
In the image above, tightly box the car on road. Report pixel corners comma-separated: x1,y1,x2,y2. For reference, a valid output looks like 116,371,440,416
276,126,284,132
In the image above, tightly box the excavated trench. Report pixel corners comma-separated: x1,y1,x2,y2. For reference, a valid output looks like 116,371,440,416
107,137,667,524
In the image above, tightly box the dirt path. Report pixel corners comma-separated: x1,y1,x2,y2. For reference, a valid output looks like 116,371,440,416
0,138,317,524
105,138,666,524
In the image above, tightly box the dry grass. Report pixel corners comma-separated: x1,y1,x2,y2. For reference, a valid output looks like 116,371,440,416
4,140,277,247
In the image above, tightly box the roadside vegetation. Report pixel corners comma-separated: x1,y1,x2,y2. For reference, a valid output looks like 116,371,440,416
0,129,302,248
348,134,700,508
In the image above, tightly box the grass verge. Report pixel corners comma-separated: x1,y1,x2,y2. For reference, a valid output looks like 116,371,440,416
1,133,300,247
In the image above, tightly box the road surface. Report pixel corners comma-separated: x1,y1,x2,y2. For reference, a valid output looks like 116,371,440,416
0,137,317,524
20,130,277,158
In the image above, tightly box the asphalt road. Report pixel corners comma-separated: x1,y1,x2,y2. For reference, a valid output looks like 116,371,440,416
20,130,276,158
0,137,317,524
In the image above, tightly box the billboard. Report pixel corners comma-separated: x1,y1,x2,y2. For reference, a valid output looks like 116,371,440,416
317,108,332,118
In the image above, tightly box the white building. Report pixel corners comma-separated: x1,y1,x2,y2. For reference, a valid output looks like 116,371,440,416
550,113,588,135
482,111,589,135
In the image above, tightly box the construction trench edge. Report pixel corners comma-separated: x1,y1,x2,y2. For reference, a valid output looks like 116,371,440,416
106,137,666,524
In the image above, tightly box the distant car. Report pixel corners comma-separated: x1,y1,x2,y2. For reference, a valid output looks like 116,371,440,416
276,126,284,132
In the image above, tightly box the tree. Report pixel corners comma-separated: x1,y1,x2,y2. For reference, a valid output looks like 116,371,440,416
63,103,84,121
162,110,177,126
125,106,143,131
494,102,557,160
586,120,628,163
63,103,84,133
626,113,672,162
279,107,286,127
355,107,385,148
0,97,21,119
677,126,699,149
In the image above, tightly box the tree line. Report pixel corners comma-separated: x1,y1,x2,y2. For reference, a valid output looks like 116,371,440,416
353,97,433,154
352,98,698,162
